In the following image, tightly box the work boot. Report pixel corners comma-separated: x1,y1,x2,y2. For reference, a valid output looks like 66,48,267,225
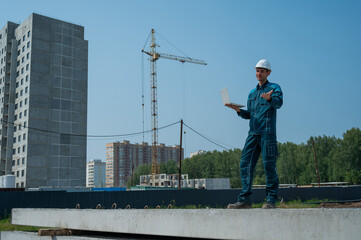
227,201,251,209
262,202,276,209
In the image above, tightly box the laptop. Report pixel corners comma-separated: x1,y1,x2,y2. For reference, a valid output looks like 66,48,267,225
220,88,245,108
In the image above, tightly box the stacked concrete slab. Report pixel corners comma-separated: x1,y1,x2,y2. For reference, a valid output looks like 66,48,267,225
1,208,360,240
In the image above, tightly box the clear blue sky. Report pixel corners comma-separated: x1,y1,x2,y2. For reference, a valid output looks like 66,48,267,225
2,0,361,160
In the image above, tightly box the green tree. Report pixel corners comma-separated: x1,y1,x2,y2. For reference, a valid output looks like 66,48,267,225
126,164,151,188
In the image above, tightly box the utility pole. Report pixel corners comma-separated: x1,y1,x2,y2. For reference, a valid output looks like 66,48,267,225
311,137,321,187
178,119,183,190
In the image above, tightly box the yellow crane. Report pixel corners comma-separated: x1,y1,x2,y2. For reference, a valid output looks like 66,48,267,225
142,29,206,176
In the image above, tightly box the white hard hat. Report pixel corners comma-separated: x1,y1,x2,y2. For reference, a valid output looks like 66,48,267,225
255,59,271,71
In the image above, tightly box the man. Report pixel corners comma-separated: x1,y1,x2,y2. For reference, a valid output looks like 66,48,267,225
226,59,283,209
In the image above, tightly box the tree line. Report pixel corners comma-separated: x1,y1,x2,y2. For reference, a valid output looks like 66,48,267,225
128,128,361,188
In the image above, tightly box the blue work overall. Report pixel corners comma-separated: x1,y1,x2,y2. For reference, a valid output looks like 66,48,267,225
237,80,283,203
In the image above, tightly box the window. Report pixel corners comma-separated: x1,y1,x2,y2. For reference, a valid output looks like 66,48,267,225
22,57,24,63
27,42,30,48
12,160,15,166
27,31,30,38
17,50,20,56
16,71,19,77
24,110,27,116
22,158,25,164
21,79,23,85
23,145,26,152
25,87,28,93
14,126,16,132
23,133,26,140
17,40,21,46
21,68,24,74
13,149,15,154
21,170,24,177
17,60,20,66
14,115,17,121
17,159,20,165
24,121,27,128
15,93,18,99
19,112,22,119
26,53,29,60
25,98,28,105
15,103,18,109
13,137,16,143
20,101,22,107
16,82,19,88
26,75,29,82
16,171,19,177
23,35,25,41
20,90,23,96
19,124,21,130
22,46,25,52
26,64,29,70
18,135,20,142
18,147,20,153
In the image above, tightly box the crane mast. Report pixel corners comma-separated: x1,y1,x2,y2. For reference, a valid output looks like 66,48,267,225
149,29,159,175
142,29,206,177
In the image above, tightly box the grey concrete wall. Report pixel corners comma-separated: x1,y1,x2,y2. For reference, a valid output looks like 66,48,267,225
11,208,361,240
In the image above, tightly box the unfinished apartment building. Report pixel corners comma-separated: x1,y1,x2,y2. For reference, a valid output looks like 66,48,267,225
0,13,88,188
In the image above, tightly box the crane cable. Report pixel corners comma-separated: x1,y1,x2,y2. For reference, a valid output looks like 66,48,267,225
156,32,191,59
141,50,145,143
142,31,151,52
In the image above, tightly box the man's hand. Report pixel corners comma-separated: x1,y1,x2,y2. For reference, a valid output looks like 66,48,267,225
261,90,273,101
225,103,240,113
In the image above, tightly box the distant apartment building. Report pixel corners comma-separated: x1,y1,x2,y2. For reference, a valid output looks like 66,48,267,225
0,13,88,188
106,140,183,188
86,159,106,188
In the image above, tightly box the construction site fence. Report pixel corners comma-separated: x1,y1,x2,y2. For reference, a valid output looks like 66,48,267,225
1,185,361,218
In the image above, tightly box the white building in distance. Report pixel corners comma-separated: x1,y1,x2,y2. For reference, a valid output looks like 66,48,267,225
86,159,105,188
190,150,207,158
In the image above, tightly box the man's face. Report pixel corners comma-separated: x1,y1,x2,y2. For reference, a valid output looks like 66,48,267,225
256,68,271,82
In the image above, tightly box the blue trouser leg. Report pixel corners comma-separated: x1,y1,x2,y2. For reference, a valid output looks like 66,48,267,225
261,134,279,203
238,135,261,202
238,134,279,203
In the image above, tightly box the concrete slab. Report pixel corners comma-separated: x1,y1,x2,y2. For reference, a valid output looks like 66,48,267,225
0,231,126,240
11,208,361,240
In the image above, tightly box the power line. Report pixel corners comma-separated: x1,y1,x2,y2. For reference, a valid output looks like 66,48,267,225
183,122,231,150
0,119,180,138
3,117,235,151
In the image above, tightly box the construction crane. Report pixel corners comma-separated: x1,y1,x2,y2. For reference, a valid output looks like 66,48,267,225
142,29,206,176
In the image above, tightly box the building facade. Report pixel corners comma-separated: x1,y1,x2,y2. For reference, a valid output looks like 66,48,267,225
86,159,106,188
106,141,183,188
0,13,88,188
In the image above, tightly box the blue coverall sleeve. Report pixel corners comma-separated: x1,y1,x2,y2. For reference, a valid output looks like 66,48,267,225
269,85,283,109
237,109,250,119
